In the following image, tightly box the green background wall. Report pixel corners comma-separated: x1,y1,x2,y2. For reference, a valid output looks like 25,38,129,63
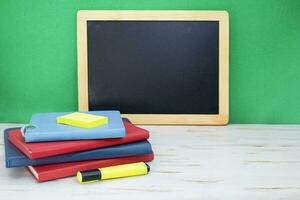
0,0,300,123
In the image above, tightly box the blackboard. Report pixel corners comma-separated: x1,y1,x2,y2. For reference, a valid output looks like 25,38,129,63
77,11,229,125
88,21,219,114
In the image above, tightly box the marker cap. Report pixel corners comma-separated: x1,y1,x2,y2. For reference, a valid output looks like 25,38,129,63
77,169,101,183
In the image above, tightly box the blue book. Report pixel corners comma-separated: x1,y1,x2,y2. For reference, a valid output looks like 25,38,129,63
22,111,125,142
4,128,153,168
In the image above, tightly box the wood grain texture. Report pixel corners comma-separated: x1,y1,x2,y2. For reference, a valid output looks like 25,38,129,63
77,12,89,112
1,124,300,199
77,10,229,125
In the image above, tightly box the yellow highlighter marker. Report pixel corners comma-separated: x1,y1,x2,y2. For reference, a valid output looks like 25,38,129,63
57,112,108,128
77,162,150,184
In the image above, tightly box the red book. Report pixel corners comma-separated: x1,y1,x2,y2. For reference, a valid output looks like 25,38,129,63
27,153,154,182
9,122,149,159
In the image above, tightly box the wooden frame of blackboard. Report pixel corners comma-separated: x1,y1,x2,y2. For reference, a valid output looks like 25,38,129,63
77,10,229,125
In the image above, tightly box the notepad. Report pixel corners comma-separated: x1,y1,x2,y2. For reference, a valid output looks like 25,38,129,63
22,111,125,142
57,112,108,128
27,154,154,182
9,120,149,159
5,127,153,168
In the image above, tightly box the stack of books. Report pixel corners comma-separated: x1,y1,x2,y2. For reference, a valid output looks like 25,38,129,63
4,111,154,182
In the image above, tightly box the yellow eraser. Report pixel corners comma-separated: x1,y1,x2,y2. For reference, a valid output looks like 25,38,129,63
56,112,108,128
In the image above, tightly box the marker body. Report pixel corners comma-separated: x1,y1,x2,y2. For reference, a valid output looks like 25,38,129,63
77,162,150,183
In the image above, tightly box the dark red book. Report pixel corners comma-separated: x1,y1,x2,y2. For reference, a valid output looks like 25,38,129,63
9,122,149,159
27,153,154,182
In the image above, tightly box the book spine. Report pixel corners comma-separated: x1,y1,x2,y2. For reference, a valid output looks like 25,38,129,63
6,157,29,168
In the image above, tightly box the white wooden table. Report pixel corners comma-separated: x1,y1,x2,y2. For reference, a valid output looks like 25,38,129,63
1,123,300,200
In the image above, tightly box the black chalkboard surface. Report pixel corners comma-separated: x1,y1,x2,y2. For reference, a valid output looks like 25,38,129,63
87,21,219,114
77,10,229,125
